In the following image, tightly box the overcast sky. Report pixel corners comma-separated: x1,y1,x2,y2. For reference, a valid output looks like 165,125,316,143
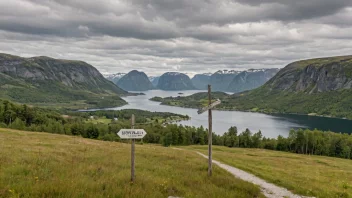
0,0,352,76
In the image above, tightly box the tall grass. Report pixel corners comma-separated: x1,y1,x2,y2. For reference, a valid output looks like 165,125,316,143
187,145,352,198
0,129,263,198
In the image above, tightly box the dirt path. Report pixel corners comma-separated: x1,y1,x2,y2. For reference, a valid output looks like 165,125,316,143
196,152,314,198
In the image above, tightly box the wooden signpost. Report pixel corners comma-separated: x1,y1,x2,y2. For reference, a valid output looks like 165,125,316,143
197,85,221,176
117,114,147,182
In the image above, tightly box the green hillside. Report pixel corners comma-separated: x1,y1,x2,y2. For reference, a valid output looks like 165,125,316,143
0,53,127,109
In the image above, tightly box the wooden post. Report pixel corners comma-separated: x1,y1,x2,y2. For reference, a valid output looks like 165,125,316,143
208,85,212,176
131,114,135,182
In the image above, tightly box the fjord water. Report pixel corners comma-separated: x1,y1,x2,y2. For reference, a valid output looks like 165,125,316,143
108,90,352,138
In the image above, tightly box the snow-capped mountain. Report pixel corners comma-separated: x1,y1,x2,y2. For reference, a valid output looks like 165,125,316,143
104,73,126,84
149,76,160,87
227,68,280,93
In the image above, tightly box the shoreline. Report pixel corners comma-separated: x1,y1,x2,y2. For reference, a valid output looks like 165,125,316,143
151,100,351,121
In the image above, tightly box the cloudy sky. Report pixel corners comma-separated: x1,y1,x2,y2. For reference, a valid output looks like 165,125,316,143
1,0,352,76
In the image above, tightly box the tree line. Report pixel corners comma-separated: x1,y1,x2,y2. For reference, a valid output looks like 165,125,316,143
1,99,351,160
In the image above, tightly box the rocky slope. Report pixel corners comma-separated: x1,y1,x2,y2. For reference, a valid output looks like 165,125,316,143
227,68,280,93
116,70,154,91
157,72,195,90
265,56,352,92
191,73,212,90
0,53,127,108
209,70,241,91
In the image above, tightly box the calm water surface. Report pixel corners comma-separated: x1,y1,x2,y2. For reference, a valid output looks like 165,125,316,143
102,90,352,138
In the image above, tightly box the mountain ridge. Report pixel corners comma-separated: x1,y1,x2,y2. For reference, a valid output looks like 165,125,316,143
0,53,127,109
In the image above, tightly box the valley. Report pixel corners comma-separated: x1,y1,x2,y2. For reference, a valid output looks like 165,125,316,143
1,53,352,198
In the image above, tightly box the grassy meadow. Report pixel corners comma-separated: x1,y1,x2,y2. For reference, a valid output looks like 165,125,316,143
185,145,352,198
0,129,264,198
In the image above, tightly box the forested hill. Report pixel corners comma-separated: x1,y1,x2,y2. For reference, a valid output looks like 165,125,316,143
0,53,127,109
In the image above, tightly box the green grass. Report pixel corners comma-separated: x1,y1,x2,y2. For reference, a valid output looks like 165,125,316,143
0,129,264,198
185,145,352,198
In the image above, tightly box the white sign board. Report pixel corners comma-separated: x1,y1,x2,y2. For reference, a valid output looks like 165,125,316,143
197,99,221,114
117,129,147,139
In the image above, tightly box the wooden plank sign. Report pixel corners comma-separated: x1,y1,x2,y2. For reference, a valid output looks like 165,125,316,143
117,129,147,139
197,99,221,114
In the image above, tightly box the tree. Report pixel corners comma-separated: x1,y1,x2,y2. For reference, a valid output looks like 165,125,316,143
9,118,26,130
239,128,252,148
162,132,173,147
86,125,99,139
252,130,263,148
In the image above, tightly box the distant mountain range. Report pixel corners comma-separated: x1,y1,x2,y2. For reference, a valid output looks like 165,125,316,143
208,70,242,91
227,68,280,92
0,53,127,109
190,69,280,92
104,69,279,92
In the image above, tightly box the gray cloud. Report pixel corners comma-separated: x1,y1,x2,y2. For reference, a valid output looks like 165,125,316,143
0,0,351,76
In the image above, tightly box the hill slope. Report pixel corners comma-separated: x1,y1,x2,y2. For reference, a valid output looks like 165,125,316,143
117,70,154,91
0,129,263,198
229,55,352,119
0,53,127,109
157,72,195,90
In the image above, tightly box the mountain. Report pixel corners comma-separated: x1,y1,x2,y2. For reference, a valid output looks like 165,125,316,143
265,57,352,92
191,73,212,90
228,55,352,119
157,72,195,90
149,76,160,87
0,53,127,109
209,70,241,91
227,68,280,93
104,73,126,84
116,70,154,91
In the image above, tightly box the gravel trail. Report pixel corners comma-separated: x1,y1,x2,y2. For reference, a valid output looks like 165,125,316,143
196,152,314,198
